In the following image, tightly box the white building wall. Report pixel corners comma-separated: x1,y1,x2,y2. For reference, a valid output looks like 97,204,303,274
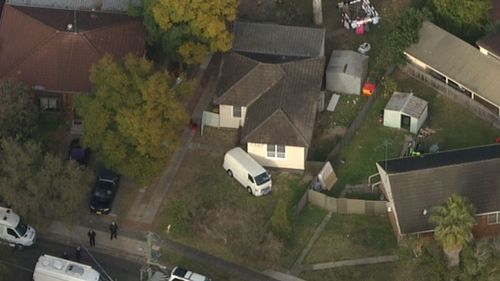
383,109,401,129
247,143,305,170
7,0,140,12
415,106,428,133
219,104,246,128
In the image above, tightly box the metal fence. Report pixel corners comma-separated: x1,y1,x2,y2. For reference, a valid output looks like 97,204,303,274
401,64,500,129
327,92,378,163
307,189,387,215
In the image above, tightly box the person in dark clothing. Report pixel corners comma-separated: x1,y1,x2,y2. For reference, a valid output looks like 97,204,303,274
62,252,69,260
88,229,96,247
109,221,118,240
75,246,81,262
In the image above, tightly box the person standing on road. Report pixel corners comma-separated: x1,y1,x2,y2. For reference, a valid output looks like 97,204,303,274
88,229,96,247
109,221,118,240
75,246,81,262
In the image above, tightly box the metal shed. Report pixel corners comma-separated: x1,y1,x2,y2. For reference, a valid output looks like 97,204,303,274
326,50,368,95
383,92,428,134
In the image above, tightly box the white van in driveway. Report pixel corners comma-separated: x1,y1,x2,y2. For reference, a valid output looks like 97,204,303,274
223,147,272,196
0,206,36,250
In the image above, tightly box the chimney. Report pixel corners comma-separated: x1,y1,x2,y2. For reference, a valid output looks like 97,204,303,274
66,24,73,31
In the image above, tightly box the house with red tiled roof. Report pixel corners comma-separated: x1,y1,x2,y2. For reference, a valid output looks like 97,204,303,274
0,4,146,126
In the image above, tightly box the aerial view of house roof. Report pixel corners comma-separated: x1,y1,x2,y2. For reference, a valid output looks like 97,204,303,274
405,21,500,107
0,4,146,93
385,92,428,119
378,143,500,234
232,21,325,58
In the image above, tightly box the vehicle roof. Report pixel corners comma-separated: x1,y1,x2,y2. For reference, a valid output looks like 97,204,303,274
98,169,119,181
224,147,267,176
0,207,20,228
34,254,100,281
172,267,207,281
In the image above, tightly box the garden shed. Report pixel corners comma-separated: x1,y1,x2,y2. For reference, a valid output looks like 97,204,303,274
383,92,428,134
326,50,368,95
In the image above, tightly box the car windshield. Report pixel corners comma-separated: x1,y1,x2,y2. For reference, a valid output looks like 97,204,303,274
255,172,271,186
15,219,28,236
94,181,114,199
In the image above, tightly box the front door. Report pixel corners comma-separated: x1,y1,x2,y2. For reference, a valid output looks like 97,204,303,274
400,114,411,131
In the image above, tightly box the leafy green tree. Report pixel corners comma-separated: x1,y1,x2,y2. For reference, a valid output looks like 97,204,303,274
132,0,238,64
270,199,292,240
76,55,191,185
430,194,475,268
426,0,492,43
0,80,38,139
0,138,92,227
372,7,429,78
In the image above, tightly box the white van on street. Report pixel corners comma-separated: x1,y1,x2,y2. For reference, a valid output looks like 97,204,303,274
0,206,36,250
168,266,211,281
223,147,272,196
33,254,100,281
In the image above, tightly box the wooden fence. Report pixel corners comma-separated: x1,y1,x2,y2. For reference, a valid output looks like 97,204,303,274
306,189,387,215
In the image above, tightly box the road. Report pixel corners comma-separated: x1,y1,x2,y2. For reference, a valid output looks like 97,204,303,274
0,238,141,281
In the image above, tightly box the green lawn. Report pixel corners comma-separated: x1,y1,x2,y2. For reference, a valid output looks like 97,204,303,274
279,205,328,269
305,214,397,263
329,71,500,197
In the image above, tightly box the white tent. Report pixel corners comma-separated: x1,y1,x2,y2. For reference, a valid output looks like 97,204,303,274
384,92,428,134
326,50,368,95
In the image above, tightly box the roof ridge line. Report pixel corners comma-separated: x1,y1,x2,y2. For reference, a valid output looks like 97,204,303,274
81,18,140,35
8,5,58,32
278,107,309,146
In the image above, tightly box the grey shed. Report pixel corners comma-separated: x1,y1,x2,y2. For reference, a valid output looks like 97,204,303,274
383,92,428,134
326,50,368,95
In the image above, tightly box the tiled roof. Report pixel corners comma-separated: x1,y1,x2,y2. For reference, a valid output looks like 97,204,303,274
405,21,500,107
0,5,146,93
378,143,500,234
232,21,325,58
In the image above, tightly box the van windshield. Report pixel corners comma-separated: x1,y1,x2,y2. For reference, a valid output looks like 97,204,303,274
15,219,28,237
255,172,271,186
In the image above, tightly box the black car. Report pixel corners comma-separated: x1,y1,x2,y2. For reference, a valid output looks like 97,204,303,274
89,169,120,215
68,139,90,166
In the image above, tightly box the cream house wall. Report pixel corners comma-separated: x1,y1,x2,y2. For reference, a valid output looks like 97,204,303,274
383,109,401,129
376,163,402,236
219,104,246,128
247,142,305,170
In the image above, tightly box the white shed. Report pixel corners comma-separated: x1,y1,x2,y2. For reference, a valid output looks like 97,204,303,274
383,92,428,134
326,50,368,95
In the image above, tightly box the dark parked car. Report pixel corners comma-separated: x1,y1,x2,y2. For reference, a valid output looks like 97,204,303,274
89,169,120,215
68,139,90,166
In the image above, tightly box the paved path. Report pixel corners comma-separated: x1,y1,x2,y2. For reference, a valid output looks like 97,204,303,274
302,255,397,271
290,211,333,275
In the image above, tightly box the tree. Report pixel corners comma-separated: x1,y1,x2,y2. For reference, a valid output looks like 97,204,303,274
134,0,238,65
76,55,191,185
429,194,475,268
372,7,429,78
0,80,38,139
270,199,292,240
0,138,92,227
427,0,492,43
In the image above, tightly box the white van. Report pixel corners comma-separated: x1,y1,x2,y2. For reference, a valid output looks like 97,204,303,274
222,147,272,196
0,207,36,250
33,254,100,281
168,266,211,281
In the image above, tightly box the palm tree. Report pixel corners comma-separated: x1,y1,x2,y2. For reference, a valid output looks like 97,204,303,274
429,194,475,268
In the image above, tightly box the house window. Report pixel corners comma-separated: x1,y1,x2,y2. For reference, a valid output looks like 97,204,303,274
39,96,61,111
487,212,500,225
233,106,242,118
267,144,286,159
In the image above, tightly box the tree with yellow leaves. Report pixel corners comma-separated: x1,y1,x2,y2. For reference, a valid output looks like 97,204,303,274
133,0,238,65
76,55,191,185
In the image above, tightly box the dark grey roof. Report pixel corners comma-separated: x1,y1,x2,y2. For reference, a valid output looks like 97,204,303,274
241,57,325,147
232,21,325,58
378,143,500,234
385,92,428,119
214,53,286,106
477,31,500,59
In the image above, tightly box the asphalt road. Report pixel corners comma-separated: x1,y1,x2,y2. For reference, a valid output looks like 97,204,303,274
0,238,142,281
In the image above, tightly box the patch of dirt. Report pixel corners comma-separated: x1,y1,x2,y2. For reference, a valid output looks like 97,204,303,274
238,0,276,21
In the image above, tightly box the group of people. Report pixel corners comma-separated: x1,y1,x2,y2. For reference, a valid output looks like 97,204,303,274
61,221,119,262
88,221,119,247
